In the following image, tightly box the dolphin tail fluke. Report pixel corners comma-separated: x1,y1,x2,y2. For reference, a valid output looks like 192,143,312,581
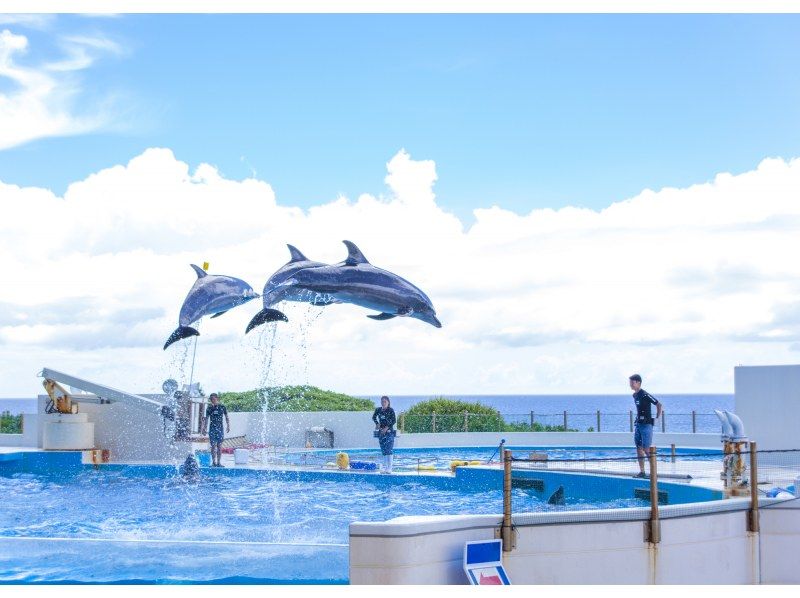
163,326,200,350
245,308,289,333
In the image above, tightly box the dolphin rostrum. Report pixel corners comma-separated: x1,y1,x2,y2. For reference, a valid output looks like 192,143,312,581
245,244,340,333
275,240,442,328
164,264,280,350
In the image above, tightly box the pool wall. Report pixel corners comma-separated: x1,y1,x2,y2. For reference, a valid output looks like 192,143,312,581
350,497,800,584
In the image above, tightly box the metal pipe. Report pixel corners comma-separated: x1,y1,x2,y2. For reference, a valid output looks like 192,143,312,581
596,410,601,433
671,443,676,463
661,411,666,433
502,448,513,551
432,411,436,434
749,442,760,533
648,447,661,543
530,410,534,431
629,410,634,433
692,410,696,434
464,411,469,433
563,410,568,430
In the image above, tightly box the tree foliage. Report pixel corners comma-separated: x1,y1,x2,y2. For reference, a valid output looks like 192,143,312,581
219,386,374,412
0,411,22,434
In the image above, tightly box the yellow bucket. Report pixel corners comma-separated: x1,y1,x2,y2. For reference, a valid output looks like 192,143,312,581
336,452,350,470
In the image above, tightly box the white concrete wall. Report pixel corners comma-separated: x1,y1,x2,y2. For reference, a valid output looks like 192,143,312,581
350,498,791,584
245,411,374,448
735,364,800,451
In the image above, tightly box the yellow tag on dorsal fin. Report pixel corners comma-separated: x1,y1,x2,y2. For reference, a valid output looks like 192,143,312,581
202,262,209,271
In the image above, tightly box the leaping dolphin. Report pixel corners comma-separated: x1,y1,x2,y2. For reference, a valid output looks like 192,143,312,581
164,264,279,350
275,240,442,328
245,245,338,333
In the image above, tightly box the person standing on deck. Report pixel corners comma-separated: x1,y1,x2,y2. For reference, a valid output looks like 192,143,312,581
204,393,230,467
629,374,662,478
372,396,396,474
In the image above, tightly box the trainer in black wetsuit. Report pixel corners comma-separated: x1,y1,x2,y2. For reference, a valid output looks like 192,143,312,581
629,374,662,478
372,396,396,474
204,393,230,467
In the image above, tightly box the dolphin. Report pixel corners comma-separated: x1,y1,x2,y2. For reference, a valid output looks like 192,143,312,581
275,240,442,328
245,244,338,333
164,264,279,350
547,485,565,506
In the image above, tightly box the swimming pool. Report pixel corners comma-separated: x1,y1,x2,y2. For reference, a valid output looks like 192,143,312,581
0,449,722,584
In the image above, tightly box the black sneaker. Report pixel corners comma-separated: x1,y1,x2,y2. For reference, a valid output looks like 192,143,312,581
633,472,647,479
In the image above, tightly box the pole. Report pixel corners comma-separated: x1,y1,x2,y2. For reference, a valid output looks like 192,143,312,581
188,334,199,392
530,410,534,431
629,410,634,433
670,443,676,463
502,448,513,552
464,411,469,433
661,411,666,433
432,411,436,434
596,410,601,433
563,410,568,430
749,442,760,533
648,447,661,543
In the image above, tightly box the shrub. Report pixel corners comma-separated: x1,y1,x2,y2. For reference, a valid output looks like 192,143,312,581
401,398,505,433
0,411,22,434
219,386,374,412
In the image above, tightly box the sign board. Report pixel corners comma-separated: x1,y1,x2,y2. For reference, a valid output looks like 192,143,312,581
463,539,511,585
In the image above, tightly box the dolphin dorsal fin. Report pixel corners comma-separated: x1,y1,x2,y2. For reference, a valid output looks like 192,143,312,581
343,240,369,266
190,264,207,278
287,244,308,263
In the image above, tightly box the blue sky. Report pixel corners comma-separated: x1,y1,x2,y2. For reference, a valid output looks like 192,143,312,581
3,13,800,221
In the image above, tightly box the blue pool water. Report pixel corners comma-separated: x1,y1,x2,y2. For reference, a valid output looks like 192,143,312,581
0,449,721,584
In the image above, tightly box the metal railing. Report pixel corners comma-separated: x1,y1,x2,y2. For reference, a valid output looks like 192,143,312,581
398,411,721,434
499,446,800,551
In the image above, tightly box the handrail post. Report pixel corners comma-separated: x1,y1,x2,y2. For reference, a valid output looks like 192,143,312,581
692,410,696,434
596,410,601,433
563,410,568,430
432,411,436,434
671,443,676,463
629,410,634,433
400,413,405,433
647,446,661,543
530,410,534,431
502,448,514,551
464,411,469,433
749,442,760,533
661,411,666,433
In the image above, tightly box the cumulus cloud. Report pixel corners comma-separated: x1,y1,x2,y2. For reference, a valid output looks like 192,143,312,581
1,148,799,396
0,28,120,149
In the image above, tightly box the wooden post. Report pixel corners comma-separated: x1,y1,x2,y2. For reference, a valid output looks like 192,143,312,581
530,411,535,431
563,410,568,430
432,411,436,434
749,442,760,533
629,410,634,433
502,448,513,551
647,447,661,543
596,410,601,433
464,411,469,433
692,410,696,434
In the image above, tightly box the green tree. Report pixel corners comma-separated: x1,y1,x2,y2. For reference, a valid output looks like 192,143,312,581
0,411,22,434
401,398,506,433
219,386,374,412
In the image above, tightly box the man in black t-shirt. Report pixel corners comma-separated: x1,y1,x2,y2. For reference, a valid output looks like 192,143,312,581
629,374,662,478
203,393,230,467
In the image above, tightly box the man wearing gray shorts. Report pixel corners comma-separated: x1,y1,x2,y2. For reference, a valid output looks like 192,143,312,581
629,374,662,478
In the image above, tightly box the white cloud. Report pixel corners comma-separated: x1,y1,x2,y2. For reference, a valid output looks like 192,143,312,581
0,28,120,150
1,149,799,397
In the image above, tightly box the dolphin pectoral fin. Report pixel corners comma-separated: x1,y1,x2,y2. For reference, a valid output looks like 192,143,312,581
245,308,289,333
209,310,229,319
163,326,200,350
310,297,338,306
367,312,397,320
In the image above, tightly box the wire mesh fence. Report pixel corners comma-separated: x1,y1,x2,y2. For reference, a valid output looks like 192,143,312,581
399,411,723,434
